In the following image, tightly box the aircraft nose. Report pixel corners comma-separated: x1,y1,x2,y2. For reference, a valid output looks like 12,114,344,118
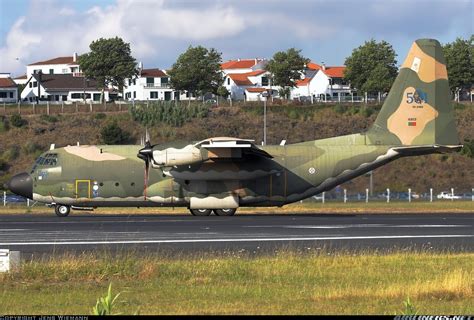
6,172,33,199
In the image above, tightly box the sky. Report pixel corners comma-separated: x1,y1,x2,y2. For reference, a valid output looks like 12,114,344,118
0,0,472,77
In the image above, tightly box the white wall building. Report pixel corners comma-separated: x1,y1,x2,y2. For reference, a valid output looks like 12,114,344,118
21,73,111,103
123,68,179,101
292,63,352,102
26,53,81,78
0,73,18,103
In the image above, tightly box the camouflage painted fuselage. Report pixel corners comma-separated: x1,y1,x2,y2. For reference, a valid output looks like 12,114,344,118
31,135,396,208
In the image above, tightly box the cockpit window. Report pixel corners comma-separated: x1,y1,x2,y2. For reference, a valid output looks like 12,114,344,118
31,153,58,173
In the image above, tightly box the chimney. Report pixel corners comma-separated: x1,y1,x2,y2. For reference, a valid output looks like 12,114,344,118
255,58,257,65
139,62,143,77
73,52,78,62
322,62,326,71
237,58,241,62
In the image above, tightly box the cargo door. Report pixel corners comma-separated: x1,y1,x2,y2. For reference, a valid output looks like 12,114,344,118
75,180,90,199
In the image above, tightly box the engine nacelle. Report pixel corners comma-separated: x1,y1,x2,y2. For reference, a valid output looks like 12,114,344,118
151,145,204,167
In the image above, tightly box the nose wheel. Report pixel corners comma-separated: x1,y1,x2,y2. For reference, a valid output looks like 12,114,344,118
55,205,71,217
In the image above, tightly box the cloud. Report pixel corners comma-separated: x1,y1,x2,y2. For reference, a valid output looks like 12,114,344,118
0,0,471,76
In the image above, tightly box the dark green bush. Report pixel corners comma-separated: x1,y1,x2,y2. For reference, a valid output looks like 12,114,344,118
460,139,473,158
0,116,9,132
100,121,130,145
39,114,58,123
22,142,43,155
94,113,107,120
10,114,27,127
2,146,19,161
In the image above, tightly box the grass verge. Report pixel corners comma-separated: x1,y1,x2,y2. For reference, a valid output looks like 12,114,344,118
0,250,472,314
0,201,472,215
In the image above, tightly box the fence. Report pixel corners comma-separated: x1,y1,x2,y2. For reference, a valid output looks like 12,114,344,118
2,188,473,207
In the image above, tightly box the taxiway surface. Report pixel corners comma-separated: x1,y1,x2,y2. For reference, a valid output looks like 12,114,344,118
0,213,472,255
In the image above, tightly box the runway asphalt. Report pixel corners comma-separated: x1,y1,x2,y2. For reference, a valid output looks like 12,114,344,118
0,213,472,255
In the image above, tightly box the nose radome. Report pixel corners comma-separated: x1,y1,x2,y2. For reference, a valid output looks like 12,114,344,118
7,172,33,199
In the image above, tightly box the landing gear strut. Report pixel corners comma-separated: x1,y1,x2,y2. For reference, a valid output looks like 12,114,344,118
55,204,71,217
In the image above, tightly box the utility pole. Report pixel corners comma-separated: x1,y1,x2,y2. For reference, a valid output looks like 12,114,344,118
262,91,269,145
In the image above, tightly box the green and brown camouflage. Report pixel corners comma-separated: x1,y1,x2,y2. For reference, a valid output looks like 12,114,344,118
5,39,462,216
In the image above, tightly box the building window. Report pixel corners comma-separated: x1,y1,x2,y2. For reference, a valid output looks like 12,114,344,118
10,92,14,98
93,93,101,101
49,69,54,74
133,79,136,85
0,92,7,98
29,82,32,88
133,91,136,99
146,77,154,85
227,78,230,85
128,79,132,86
150,92,158,99
161,77,169,84
261,76,269,86
62,95,67,101
33,82,37,87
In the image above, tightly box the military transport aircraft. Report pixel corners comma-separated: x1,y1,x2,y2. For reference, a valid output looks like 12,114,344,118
5,39,462,217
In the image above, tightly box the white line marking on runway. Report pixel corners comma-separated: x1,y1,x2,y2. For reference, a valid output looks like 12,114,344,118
0,234,472,246
245,224,469,229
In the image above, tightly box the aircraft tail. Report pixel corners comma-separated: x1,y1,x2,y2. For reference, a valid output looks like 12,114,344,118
366,39,460,147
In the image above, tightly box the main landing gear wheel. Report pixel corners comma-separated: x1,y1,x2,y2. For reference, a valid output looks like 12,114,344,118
213,208,237,216
189,209,212,216
55,205,71,217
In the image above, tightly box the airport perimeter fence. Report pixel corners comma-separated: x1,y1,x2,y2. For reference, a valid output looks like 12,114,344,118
2,96,472,116
2,188,473,208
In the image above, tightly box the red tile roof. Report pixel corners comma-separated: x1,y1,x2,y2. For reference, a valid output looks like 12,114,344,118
140,68,167,77
0,78,17,88
323,66,345,78
228,73,253,86
28,56,74,66
245,70,267,77
245,87,267,93
307,62,322,70
221,59,263,69
296,77,312,87
307,61,346,78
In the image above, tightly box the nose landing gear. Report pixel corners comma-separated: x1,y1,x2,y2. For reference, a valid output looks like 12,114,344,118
55,204,71,217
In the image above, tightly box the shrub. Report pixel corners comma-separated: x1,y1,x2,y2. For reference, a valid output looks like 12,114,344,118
100,121,130,145
130,101,209,127
0,116,9,132
359,107,374,118
2,146,20,161
10,114,27,127
94,113,107,120
39,114,58,123
460,139,473,158
22,142,43,155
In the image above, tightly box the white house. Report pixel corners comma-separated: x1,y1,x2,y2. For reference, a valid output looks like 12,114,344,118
223,70,274,101
20,73,112,103
0,73,18,103
292,62,352,101
123,68,177,101
26,53,81,78
221,58,267,74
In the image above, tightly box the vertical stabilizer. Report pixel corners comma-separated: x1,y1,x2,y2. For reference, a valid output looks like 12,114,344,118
367,39,459,146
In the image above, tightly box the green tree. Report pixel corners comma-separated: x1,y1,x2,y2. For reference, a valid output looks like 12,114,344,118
443,36,473,95
79,37,138,101
264,48,309,99
344,39,398,94
216,86,229,99
100,121,130,144
167,46,223,99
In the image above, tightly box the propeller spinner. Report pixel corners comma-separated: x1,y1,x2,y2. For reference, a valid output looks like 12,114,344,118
137,140,153,200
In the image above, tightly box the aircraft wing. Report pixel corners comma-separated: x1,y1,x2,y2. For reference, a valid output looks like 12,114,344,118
150,137,272,168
